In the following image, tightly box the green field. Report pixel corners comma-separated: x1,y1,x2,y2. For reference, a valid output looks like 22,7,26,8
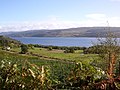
9,47,99,64
0,35,119,89
0,44,119,89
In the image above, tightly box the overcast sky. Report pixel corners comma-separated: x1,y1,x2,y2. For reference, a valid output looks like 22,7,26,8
0,0,120,32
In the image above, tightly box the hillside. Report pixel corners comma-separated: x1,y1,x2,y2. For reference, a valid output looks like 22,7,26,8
2,27,120,37
0,35,21,47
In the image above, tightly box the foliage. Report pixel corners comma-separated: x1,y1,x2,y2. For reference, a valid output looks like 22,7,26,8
0,59,107,90
28,47,95,62
1,47,120,89
52,62,106,89
0,60,53,90
20,44,28,54
0,49,75,89
97,33,120,75
64,48,75,53
92,32,120,89
47,46,53,51
28,44,34,49
33,44,86,51
0,58,76,90
83,45,104,54
1,34,120,89
0,36,21,48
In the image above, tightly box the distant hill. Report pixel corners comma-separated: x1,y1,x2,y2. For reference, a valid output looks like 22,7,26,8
2,27,120,37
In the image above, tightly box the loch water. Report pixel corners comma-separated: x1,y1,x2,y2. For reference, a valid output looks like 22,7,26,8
12,37,98,47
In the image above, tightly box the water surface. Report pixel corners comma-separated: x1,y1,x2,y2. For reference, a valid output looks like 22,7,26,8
12,37,98,47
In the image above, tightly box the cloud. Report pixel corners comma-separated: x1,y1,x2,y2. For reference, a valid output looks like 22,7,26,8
0,16,82,32
85,14,106,20
0,14,120,32
84,13,120,27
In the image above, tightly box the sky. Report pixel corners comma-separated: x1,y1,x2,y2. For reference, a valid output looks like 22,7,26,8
0,0,120,32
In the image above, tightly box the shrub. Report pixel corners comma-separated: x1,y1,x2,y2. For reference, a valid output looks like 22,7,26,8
47,47,53,51
0,60,52,90
64,48,75,53
20,44,28,54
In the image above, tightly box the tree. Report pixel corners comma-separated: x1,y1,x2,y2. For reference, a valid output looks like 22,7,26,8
64,48,75,53
95,32,120,89
97,32,120,76
47,46,52,51
20,44,28,54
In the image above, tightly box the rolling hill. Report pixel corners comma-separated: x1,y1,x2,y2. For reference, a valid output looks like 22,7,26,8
2,27,120,37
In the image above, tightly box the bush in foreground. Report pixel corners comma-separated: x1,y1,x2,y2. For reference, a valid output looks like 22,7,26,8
0,59,120,89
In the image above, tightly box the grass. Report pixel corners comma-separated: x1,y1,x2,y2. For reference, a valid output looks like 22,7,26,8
0,48,75,66
10,47,99,65
30,47,99,63
0,49,76,87
0,46,103,69
0,46,106,84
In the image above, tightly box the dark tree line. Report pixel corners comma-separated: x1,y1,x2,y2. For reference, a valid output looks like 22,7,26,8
33,44,86,50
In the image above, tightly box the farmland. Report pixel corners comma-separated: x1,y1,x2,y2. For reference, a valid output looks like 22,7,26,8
0,35,120,89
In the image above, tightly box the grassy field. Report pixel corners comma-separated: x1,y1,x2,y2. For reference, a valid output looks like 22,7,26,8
10,47,99,64
0,46,105,73
0,36,120,89
0,45,112,89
